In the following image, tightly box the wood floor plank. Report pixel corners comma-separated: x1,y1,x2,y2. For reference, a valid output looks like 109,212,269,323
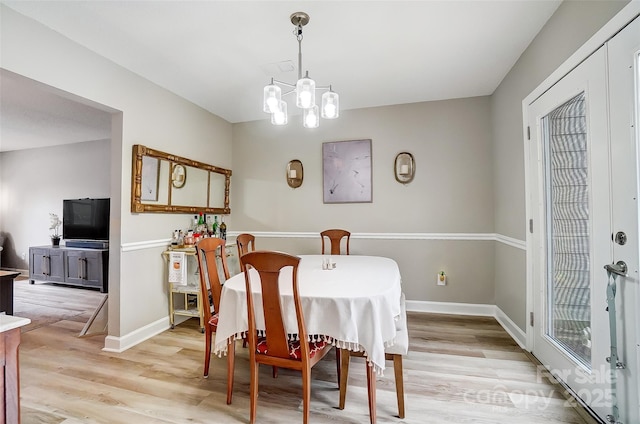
13,281,596,423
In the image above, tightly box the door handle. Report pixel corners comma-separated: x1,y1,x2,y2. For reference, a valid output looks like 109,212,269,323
78,257,84,279
604,261,627,277
42,255,50,276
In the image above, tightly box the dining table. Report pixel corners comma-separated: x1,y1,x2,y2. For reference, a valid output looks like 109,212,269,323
213,254,403,375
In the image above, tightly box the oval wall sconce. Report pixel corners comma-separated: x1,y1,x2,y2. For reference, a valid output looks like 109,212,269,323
394,152,415,184
286,159,304,188
171,164,187,188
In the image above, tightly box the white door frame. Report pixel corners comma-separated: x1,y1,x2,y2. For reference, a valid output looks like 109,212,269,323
523,1,640,353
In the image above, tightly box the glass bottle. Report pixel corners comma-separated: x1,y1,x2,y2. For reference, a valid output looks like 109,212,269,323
171,230,179,245
178,230,184,246
206,215,213,237
197,212,205,235
212,216,219,237
219,216,227,240
192,214,198,231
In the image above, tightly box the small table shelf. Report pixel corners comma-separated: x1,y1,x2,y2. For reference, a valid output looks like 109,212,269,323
163,244,237,333
163,248,204,332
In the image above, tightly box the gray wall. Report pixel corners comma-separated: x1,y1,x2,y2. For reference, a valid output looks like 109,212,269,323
491,0,629,329
0,140,111,269
1,4,233,342
232,97,496,305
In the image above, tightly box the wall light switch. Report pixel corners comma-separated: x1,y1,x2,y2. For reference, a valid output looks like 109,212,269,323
437,271,446,286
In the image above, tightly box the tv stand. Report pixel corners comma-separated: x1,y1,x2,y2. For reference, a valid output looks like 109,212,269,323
29,245,108,293
65,240,109,249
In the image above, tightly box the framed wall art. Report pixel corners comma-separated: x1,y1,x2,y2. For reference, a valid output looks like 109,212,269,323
322,139,372,203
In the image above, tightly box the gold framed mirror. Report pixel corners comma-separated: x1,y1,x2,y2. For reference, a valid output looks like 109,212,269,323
131,144,231,214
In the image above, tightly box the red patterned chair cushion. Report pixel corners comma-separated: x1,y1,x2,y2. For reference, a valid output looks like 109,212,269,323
208,313,219,332
256,337,328,360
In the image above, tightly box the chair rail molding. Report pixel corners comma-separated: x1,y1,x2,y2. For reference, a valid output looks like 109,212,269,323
227,231,526,248
121,239,172,252
120,233,526,253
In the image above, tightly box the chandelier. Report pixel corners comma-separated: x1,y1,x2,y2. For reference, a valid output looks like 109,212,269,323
263,12,339,128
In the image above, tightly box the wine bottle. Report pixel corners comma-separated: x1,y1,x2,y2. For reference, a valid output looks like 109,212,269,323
219,216,227,240
212,216,219,237
206,215,213,236
197,212,205,235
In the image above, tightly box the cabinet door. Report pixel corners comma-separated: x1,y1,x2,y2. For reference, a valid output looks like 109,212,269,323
82,250,103,289
65,250,104,289
29,248,49,281
65,250,85,285
30,247,65,283
48,249,65,282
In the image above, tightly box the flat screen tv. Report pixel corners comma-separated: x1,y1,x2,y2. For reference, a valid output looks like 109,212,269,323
63,198,110,241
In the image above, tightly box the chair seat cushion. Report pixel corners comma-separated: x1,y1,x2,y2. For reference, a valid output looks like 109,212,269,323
386,293,408,355
385,326,408,355
208,313,219,332
256,337,328,360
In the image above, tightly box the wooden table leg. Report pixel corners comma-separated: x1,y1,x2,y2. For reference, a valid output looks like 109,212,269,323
366,362,376,424
0,331,5,422
338,349,351,410
4,328,22,424
0,272,19,315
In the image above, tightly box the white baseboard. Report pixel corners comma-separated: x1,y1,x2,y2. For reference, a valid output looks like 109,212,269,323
406,300,527,349
103,316,169,353
406,300,495,316
494,306,527,349
104,301,526,354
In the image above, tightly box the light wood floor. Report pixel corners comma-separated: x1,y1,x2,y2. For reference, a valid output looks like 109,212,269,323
14,279,596,424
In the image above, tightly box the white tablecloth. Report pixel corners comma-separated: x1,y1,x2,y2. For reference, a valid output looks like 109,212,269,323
213,255,402,374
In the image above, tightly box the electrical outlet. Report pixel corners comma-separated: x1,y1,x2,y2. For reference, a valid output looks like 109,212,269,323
21,252,26,261
437,271,447,286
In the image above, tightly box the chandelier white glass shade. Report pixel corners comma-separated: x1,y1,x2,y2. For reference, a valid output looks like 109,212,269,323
272,101,287,125
263,12,339,128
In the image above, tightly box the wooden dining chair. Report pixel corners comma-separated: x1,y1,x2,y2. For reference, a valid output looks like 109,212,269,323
320,229,351,255
241,250,333,424
320,228,351,383
236,233,256,257
338,293,408,424
195,237,235,405
235,233,257,348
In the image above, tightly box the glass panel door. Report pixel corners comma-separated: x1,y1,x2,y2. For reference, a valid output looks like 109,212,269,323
528,16,640,421
528,46,611,421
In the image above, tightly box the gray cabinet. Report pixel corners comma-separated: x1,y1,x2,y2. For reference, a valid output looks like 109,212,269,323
29,246,108,293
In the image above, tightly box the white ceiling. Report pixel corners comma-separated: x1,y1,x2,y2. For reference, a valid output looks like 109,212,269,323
0,69,113,152
0,0,561,152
